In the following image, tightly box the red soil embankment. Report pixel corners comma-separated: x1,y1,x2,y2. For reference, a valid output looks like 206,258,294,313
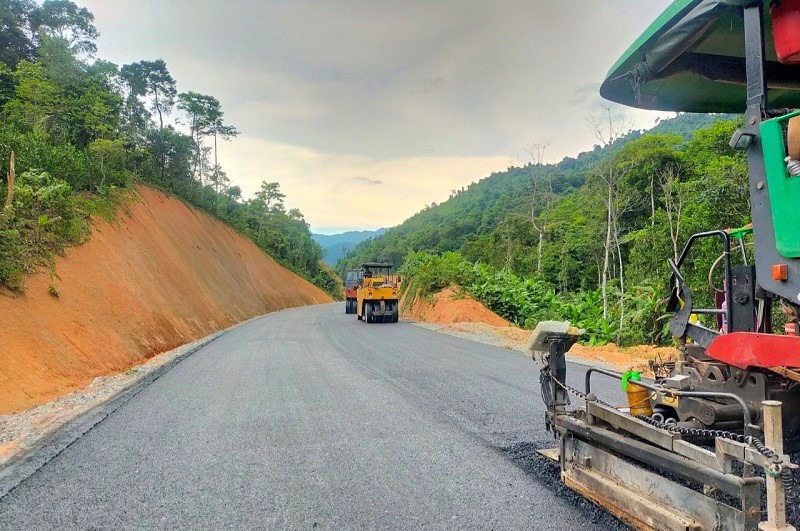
402,286,679,372
0,185,332,414
401,287,510,326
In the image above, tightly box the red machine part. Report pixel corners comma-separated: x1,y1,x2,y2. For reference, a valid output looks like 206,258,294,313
771,0,800,64
706,332,800,369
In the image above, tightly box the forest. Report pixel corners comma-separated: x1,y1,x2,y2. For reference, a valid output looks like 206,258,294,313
342,114,752,345
0,0,341,298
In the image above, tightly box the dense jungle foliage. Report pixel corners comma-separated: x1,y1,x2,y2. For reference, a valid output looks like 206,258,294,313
0,0,341,298
346,115,751,345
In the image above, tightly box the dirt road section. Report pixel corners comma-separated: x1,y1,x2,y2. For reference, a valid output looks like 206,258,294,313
0,185,331,414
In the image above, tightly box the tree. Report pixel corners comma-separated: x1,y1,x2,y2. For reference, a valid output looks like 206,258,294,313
0,0,35,68
587,103,630,320
88,139,127,191
0,63,17,108
615,134,683,227
204,104,238,194
37,34,85,86
177,91,217,183
657,163,689,264
209,164,230,195
119,93,150,145
525,139,554,275
121,60,176,129
145,127,194,186
254,181,286,214
121,60,177,180
4,60,61,135
30,0,98,57
225,185,242,201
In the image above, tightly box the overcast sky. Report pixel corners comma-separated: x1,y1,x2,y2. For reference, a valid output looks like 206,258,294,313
79,1,673,233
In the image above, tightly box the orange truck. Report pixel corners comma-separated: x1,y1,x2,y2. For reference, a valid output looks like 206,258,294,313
343,269,362,314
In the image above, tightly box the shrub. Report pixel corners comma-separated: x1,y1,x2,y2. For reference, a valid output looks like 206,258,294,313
400,250,671,347
0,170,87,290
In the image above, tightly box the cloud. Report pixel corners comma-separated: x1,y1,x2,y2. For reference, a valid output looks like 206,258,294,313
217,137,509,231
86,0,673,156
82,0,675,230
352,177,384,186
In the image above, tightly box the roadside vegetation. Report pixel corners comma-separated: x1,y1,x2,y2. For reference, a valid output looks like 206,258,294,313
350,116,750,346
0,0,341,299
399,251,662,346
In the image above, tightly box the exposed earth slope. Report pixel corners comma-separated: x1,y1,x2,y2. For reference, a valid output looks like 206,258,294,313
0,185,331,414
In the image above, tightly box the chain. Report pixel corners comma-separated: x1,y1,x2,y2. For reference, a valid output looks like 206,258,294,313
542,364,798,510
635,413,798,509
544,367,615,408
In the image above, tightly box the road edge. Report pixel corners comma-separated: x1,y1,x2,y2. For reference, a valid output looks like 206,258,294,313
0,311,268,500
409,321,619,371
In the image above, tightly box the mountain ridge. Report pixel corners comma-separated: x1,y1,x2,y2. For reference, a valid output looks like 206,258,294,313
336,112,736,272
313,228,388,265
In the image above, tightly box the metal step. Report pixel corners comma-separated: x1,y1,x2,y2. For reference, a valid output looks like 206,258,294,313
562,436,753,530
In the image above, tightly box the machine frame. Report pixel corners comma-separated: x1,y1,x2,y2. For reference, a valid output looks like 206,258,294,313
539,1,800,529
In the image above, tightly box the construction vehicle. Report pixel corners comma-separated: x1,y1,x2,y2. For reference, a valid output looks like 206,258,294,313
356,262,399,323
343,269,362,314
536,1,800,529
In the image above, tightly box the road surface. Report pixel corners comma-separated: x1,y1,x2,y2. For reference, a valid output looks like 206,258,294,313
0,303,623,529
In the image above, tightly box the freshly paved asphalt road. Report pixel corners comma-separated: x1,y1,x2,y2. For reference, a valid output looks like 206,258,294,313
0,303,623,530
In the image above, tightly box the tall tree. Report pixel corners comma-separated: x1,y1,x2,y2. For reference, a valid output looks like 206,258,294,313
659,163,690,264
525,139,554,276
119,93,150,145
587,103,630,320
177,91,217,183
120,60,176,129
30,0,98,57
254,181,286,214
36,33,84,86
205,105,238,194
0,0,35,68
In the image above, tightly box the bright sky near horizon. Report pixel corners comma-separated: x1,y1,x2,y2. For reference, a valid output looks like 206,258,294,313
80,1,673,234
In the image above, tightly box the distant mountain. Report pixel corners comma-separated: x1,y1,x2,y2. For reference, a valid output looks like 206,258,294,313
313,229,388,266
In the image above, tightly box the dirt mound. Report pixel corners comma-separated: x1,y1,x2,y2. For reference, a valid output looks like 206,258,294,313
0,185,332,414
568,343,679,373
402,287,510,326
402,287,679,373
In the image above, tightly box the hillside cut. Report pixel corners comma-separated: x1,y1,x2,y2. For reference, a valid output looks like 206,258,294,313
0,186,332,414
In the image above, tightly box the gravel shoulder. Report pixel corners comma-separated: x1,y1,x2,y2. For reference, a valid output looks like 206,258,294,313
0,313,273,470
412,320,620,371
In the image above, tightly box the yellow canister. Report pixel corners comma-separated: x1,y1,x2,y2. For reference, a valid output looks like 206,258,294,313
626,382,653,416
622,370,653,416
